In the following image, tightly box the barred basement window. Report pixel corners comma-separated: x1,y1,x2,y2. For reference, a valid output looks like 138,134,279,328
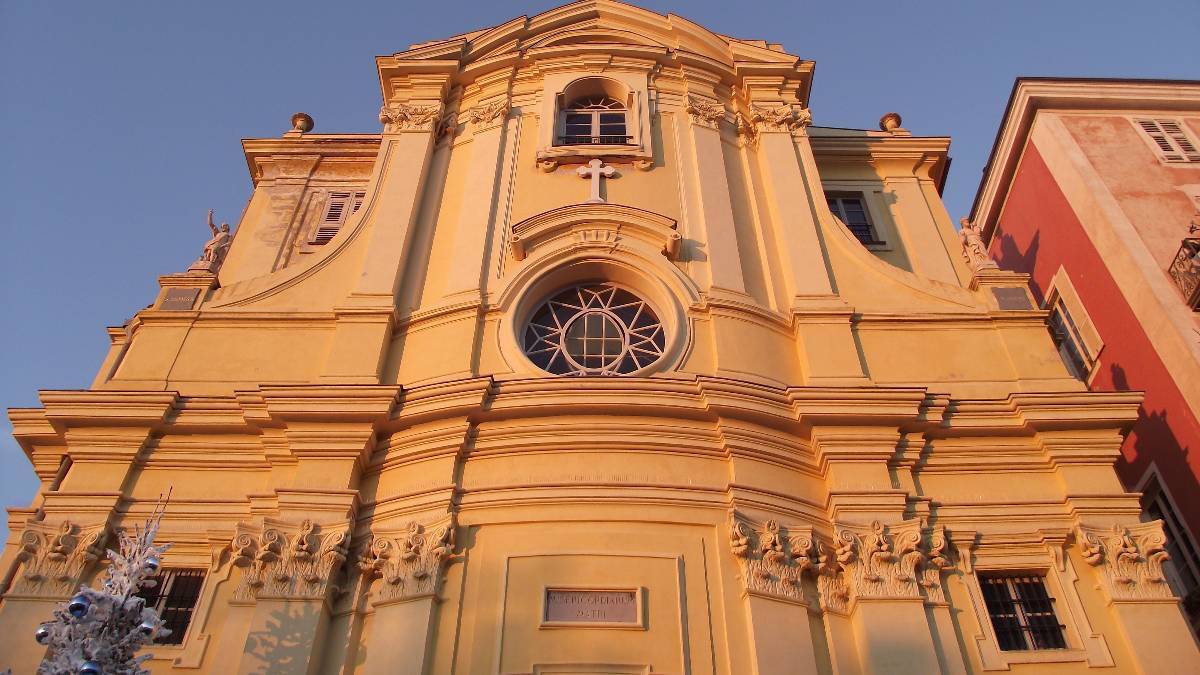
312,190,365,244
826,194,882,245
978,573,1067,651
523,283,665,376
1135,119,1200,163
136,568,205,645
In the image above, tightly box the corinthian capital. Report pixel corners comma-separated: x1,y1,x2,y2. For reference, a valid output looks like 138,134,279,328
685,96,725,129
466,100,510,130
748,104,812,134
1077,522,1174,601
727,510,815,603
227,518,351,603
357,515,457,604
10,520,108,597
823,520,953,607
379,103,443,132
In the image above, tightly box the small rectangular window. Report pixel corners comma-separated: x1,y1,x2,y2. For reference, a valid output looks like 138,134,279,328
1134,118,1200,163
978,573,1067,651
312,190,365,245
1048,298,1091,380
826,194,882,245
137,568,206,645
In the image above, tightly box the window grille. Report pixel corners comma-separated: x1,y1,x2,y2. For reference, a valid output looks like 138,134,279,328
558,96,631,146
313,190,365,244
1135,119,1200,163
978,574,1067,651
137,568,206,645
523,283,665,376
826,195,882,245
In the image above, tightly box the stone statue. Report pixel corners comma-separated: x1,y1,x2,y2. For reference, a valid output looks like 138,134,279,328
189,210,234,273
959,217,997,272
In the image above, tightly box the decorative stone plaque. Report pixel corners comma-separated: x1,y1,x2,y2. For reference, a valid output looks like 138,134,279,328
159,288,201,311
542,587,643,628
991,287,1033,310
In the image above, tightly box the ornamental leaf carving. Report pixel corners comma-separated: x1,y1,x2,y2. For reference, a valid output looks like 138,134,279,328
685,96,725,129
10,520,108,597
379,103,443,132
1077,522,1173,601
466,101,510,128
748,104,813,133
727,511,815,603
228,518,351,602
820,520,953,610
357,515,456,603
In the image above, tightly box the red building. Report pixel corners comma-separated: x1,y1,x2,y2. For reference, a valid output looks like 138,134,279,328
974,78,1200,629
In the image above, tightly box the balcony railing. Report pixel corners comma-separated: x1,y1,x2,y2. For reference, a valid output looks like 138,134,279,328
557,135,634,146
1169,237,1200,310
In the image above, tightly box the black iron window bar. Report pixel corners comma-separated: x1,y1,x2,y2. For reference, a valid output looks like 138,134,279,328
979,574,1068,651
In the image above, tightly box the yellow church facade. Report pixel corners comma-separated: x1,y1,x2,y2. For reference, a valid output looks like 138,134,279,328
3,2,1197,673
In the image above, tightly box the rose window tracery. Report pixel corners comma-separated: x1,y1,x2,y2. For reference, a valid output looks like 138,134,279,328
522,283,665,375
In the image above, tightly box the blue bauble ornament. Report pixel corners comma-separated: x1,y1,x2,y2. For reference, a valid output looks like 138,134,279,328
145,556,160,572
34,624,51,644
67,593,91,618
79,662,102,675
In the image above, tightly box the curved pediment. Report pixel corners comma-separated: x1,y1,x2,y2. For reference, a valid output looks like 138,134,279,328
509,203,681,263
391,0,798,69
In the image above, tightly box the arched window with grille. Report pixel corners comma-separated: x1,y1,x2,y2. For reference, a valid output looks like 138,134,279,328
557,78,632,146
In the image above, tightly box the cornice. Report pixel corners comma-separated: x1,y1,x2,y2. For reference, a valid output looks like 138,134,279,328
241,136,380,184
972,77,1200,242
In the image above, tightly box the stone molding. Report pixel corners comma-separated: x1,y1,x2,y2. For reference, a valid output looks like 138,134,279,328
1077,522,1174,602
226,518,351,603
7,519,107,597
685,96,725,129
378,103,443,133
356,515,456,604
727,511,815,604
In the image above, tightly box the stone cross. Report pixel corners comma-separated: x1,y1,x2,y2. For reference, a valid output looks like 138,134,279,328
577,159,615,204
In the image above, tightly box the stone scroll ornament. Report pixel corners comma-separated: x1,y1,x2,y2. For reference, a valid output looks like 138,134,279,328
728,511,816,604
685,96,725,129
1077,522,1173,601
466,101,510,129
10,520,108,597
748,104,813,133
226,518,351,602
356,516,457,603
816,520,955,613
378,103,443,132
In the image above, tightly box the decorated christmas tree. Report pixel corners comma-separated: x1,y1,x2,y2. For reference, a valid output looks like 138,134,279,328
35,500,171,675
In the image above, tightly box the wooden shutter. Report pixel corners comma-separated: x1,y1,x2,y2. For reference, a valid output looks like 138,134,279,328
1136,119,1200,162
312,191,366,245
1160,120,1200,162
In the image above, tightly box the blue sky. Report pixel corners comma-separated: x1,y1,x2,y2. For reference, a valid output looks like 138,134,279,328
1,0,1198,538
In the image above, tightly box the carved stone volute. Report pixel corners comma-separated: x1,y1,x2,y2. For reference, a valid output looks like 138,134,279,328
1077,522,1174,601
379,103,444,133
357,515,457,604
8,520,108,597
727,510,815,603
226,518,351,603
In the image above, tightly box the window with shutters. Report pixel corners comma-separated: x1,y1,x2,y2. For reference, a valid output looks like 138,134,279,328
1133,118,1200,163
136,568,206,645
978,573,1068,651
826,193,883,245
311,190,365,245
1044,267,1103,382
